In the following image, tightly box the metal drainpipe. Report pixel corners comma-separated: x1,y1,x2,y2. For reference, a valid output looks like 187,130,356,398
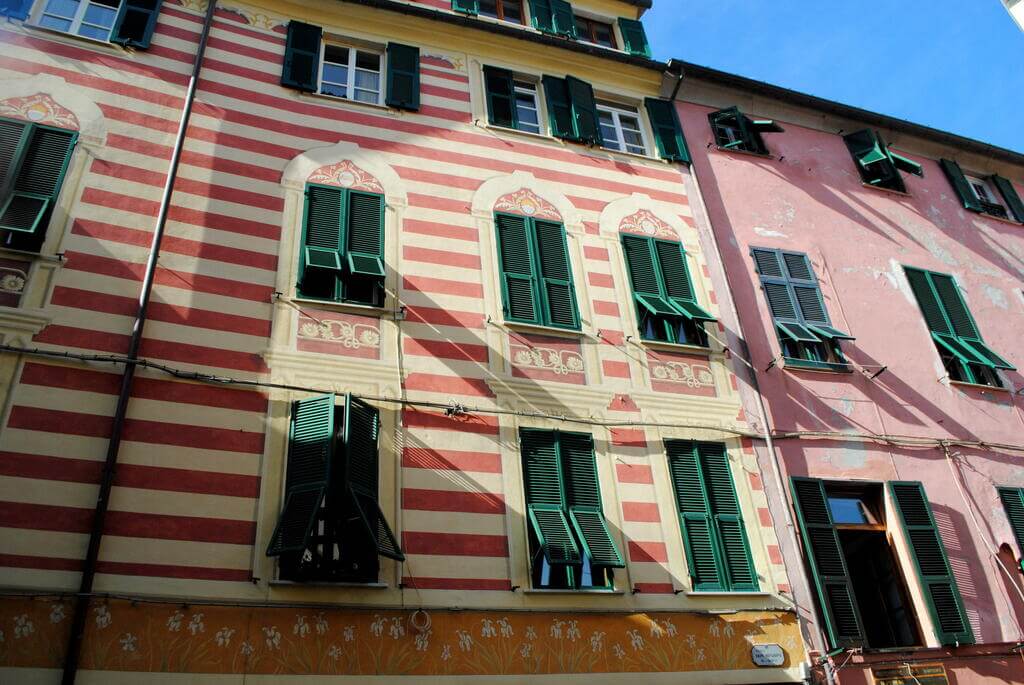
60,1,218,682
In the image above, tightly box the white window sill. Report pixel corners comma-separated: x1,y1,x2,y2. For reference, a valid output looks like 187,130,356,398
477,122,658,163
289,295,389,318
480,120,551,143
502,319,583,339
714,145,773,160
640,339,714,356
0,245,61,263
590,145,658,164
23,22,123,54
522,588,623,595
269,580,389,589
974,210,1021,226
686,591,775,597
949,379,1010,393
302,90,393,114
859,181,911,197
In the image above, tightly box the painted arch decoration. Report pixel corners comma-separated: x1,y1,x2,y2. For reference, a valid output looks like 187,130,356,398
493,188,562,220
0,93,79,131
307,160,385,194
618,209,678,241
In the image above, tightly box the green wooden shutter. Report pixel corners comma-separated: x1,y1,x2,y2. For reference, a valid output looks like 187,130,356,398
534,219,579,329
281,21,322,92
656,240,715,322
790,477,866,648
843,129,904,191
666,440,723,590
998,488,1024,558
111,0,163,48
550,0,576,37
708,107,748,150
566,75,599,145
267,394,336,556
542,76,575,140
889,482,974,646
991,175,1024,222
699,443,758,591
452,0,479,14
644,98,690,164
346,191,385,277
622,235,677,316
0,119,29,191
0,124,76,236
343,395,404,561
483,66,517,128
386,43,420,111
300,184,345,290
521,429,580,565
939,159,982,212
617,18,650,56
751,248,819,343
781,252,853,340
529,0,554,32
496,213,541,324
561,432,624,568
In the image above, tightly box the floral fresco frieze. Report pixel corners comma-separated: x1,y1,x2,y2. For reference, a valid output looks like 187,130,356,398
296,309,381,359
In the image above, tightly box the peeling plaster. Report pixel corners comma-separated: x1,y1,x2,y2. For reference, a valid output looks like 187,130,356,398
823,440,868,471
840,258,904,293
753,226,788,238
982,284,1009,309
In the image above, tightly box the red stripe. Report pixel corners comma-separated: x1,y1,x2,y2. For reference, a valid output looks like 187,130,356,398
402,409,500,435
404,373,495,398
422,82,471,103
593,300,620,317
402,447,502,473
0,502,254,544
401,576,511,590
402,531,508,557
0,451,260,498
634,582,675,594
98,104,178,135
402,338,489,363
420,66,470,84
403,246,480,270
588,272,615,288
406,193,470,214
210,15,285,46
584,246,610,261
403,219,478,242
616,463,654,484
611,428,647,448
628,541,668,563
0,553,250,581
187,123,301,160
404,306,483,329
622,501,661,522
207,34,280,64
105,132,172,160
7,406,264,454
19,362,268,412
602,360,631,379
402,275,483,298
403,488,505,515
394,165,481,191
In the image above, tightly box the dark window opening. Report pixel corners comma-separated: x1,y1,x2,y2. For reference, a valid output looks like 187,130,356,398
938,349,1004,388
574,15,616,48
479,0,523,23
781,337,846,368
641,313,708,347
528,527,614,590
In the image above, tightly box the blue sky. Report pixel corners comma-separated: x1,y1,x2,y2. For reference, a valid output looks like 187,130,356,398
644,1,1024,154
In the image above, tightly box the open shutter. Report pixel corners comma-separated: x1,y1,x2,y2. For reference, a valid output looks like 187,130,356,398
644,98,690,164
550,0,576,37
561,432,624,568
529,0,554,32
618,18,650,56
0,119,30,190
483,66,516,128
622,235,677,316
752,248,818,342
782,252,853,340
496,213,541,324
0,0,33,20
889,482,974,646
666,440,723,590
998,488,1024,558
905,268,952,336
521,429,580,565
451,0,479,14
939,159,982,212
301,185,344,279
534,219,579,329
0,125,76,235
790,477,865,648
700,443,758,591
991,175,1024,222
346,191,385,277
111,0,163,48
889,150,923,177
843,129,904,190
542,76,575,140
657,240,715,322
566,75,599,145
344,395,404,561
932,273,1013,369
267,394,335,556
386,43,420,111
281,21,322,92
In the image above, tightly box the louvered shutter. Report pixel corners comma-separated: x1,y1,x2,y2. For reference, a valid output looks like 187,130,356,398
529,0,554,32
781,252,853,340
998,488,1024,558
550,0,577,37
622,235,677,316
751,248,819,343
618,18,650,56
452,0,479,14
346,191,385,277
561,432,624,568
496,213,541,324
699,443,758,591
0,125,76,236
521,429,580,565
267,394,336,556
939,159,982,212
790,477,865,648
889,482,974,646
0,119,29,191
991,175,1024,222
708,107,754,151
843,129,904,191
644,98,690,164
343,395,404,561
483,66,516,128
386,43,420,111
111,0,163,49
542,76,575,140
534,219,579,329
666,440,723,590
281,21,322,92
0,0,33,20
566,76,599,145
301,185,345,286
657,240,715,322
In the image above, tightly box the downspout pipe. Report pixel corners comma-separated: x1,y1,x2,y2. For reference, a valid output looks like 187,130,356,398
61,1,218,682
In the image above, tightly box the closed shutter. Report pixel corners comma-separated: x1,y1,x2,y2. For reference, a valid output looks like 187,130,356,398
561,432,624,568
644,98,690,164
666,440,722,590
267,394,336,556
281,21,322,92
550,0,576,37
452,0,479,14
385,43,420,111
111,0,163,49
998,488,1024,558
346,191,385,277
496,213,541,324
0,119,29,190
939,159,982,212
0,0,33,20
566,75,599,145
529,0,554,32
751,248,825,343
483,66,516,128
790,477,866,648
521,429,580,565
700,443,757,591
617,18,650,56
0,124,76,236
991,175,1024,222
542,76,575,140
344,395,404,560
889,482,974,646
534,219,579,329
300,184,345,280
656,240,715,322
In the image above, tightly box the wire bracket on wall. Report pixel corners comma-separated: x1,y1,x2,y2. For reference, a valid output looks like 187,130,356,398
764,356,782,372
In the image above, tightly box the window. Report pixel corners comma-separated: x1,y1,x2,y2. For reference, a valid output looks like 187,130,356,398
708,107,783,155
597,100,647,155
666,440,758,592
495,212,579,330
644,98,691,164
617,17,650,56
477,0,523,23
0,117,77,252
298,184,386,307
621,234,715,346
32,0,161,47
482,66,541,134
792,478,974,649
574,14,615,48
939,158,1024,222
998,488,1024,567
904,266,1014,387
266,394,404,583
320,44,382,105
530,0,575,38
520,429,624,590
843,129,922,193
542,74,600,145
751,248,854,370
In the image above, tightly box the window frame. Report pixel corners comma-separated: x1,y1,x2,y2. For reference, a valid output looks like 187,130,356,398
596,100,650,156
317,41,386,106
964,173,1011,219
34,0,125,42
512,79,543,135
572,13,617,48
477,0,525,24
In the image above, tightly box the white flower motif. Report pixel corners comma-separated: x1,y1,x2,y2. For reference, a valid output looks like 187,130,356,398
497,617,513,638
549,620,563,639
525,625,537,641
328,645,341,661
441,644,452,661
94,606,111,630
293,615,310,638
696,648,706,662
167,611,183,632
240,641,254,656
723,622,734,637
414,629,431,652
566,620,580,641
520,642,532,658
315,613,328,635
13,614,34,639
457,630,473,652
662,620,677,638
686,634,696,648
612,643,625,659
589,631,605,653
649,621,663,638
388,617,405,640
188,613,205,635
370,616,385,637
627,629,644,651
215,627,235,647
119,633,137,652
480,619,496,638
708,620,721,637
49,604,65,624
0,274,25,293
343,625,355,642
262,626,281,649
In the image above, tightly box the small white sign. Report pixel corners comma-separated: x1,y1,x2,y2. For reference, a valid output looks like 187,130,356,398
751,643,785,667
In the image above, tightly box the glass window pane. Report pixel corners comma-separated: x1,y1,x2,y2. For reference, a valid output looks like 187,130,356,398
355,51,379,72
353,89,378,104
600,127,619,150
39,14,73,31
83,3,116,27
593,22,614,47
354,69,379,91
478,0,497,18
321,83,348,98
574,17,588,38
501,0,522,22
94,0,119,7
323,45,350,65
322,63,348,85
78,23,110,39
43,0,79,18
